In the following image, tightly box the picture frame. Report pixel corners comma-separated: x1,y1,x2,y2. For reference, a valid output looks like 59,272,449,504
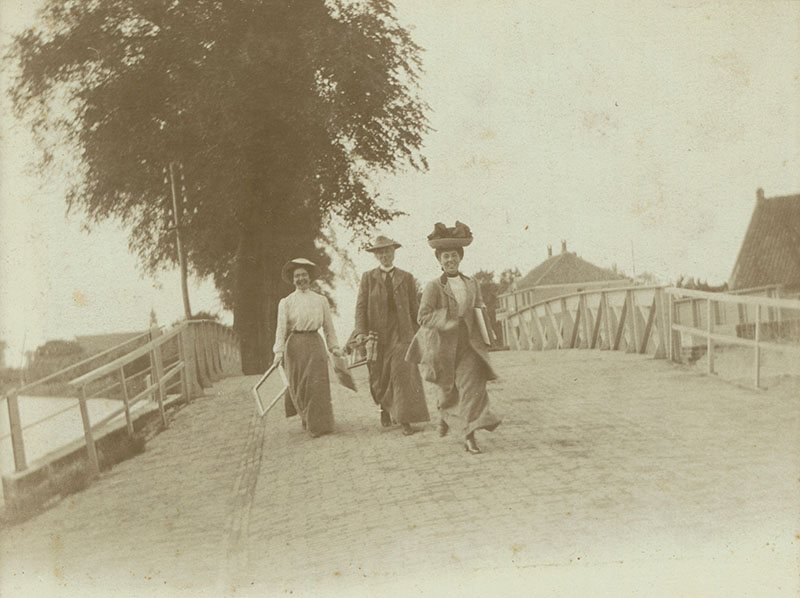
346,338,370,369
252,363,289,417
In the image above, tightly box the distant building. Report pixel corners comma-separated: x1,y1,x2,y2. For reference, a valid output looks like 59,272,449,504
75,332,146,357
496,241,630,347
728,188,800,295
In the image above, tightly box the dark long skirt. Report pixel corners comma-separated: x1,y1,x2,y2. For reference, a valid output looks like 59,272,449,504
368,327,430,424
437,321,501,438
284,332,334,436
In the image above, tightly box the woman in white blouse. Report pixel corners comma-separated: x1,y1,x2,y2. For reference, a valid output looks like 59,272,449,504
273,258,343,437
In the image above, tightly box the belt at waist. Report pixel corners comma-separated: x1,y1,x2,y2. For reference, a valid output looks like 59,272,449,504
291,330,318,334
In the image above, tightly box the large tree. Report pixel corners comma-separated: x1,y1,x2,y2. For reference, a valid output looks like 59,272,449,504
7,0,429,373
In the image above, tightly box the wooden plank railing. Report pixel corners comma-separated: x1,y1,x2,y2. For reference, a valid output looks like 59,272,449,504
501,286,669,358
665,287,800,389
3,320,241,475
501,285,800,390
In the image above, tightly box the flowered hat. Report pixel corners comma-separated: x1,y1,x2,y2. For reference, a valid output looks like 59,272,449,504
427,221,473,249
281,258,319,284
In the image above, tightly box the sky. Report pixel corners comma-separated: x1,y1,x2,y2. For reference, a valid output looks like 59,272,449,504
1,0,799,367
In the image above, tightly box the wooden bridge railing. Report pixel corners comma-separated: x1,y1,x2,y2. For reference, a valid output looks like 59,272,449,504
3,320,241,475
502,286,670,357
501,286,800,389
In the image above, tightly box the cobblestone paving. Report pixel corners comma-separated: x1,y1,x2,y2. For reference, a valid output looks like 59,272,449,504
1,350,798,597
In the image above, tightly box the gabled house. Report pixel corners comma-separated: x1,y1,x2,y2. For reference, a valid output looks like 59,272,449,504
728,188,800,295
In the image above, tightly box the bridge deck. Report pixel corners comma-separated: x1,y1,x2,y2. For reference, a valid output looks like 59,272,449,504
2,351,798,597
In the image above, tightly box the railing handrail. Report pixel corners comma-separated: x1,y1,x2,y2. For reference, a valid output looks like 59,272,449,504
666,287,800,310
728,284,783,296
500,285,663,318
66,319,236,390
68,324,186,388
4,316,241,479
7,329,157,397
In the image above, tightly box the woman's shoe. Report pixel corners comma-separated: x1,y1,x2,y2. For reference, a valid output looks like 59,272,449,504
438,420,449,437
380,409,392,428
464,437,482,454
402,423,415,436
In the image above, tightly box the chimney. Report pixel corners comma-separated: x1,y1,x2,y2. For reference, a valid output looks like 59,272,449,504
561,240,567,253
756,188,765,203
547,244,552,258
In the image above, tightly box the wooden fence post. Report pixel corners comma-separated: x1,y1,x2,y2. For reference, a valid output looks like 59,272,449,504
670,292,680,362
754,304,761,389
177,325,191,402
151,342,167,427
707,298,715,374
77,386,100,474
213,324,223,375
118,367,135,437
6,391,27,472
602,292,612,350
627,290,638,353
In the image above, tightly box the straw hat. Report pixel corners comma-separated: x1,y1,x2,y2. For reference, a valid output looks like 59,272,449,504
281,258,319,284
366,235,402,253
427,221,473,249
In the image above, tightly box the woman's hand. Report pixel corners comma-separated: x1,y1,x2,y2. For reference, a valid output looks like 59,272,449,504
272,352,284,367
442,319,458,331
330,348,344,358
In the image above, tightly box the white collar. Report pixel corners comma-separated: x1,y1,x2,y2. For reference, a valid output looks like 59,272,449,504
379,265,395,273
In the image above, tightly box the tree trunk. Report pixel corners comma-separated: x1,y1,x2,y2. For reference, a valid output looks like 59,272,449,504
233,225,295,374
234,232,269,375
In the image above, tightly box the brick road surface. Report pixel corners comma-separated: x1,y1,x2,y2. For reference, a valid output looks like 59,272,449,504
1,350,798,597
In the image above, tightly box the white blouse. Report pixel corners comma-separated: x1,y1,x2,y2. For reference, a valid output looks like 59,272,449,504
447,275,469,317
273,289,340,354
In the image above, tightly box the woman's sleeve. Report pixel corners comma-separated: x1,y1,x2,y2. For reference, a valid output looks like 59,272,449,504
321,296,340,352
272,298,288,354
417,281,451,330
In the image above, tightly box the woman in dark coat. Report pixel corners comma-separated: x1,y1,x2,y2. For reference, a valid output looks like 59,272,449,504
406,222,501,453
354,235,429,435
273,258,343,438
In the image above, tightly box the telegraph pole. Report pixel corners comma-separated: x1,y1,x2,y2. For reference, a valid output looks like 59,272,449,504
169,162,192,319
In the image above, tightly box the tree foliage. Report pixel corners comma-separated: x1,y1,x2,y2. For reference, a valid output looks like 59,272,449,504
675,275,728,292
8,0,430,372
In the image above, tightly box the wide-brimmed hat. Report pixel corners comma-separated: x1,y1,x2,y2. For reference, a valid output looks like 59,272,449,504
366,235,402,253
427,221,473,249
281,258,319,284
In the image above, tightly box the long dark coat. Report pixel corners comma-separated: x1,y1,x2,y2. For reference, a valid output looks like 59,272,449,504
354,267,428,423
354,267,419,342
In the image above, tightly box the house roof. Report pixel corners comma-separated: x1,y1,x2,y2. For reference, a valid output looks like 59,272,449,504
515,251,629,290
729,191,800,291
